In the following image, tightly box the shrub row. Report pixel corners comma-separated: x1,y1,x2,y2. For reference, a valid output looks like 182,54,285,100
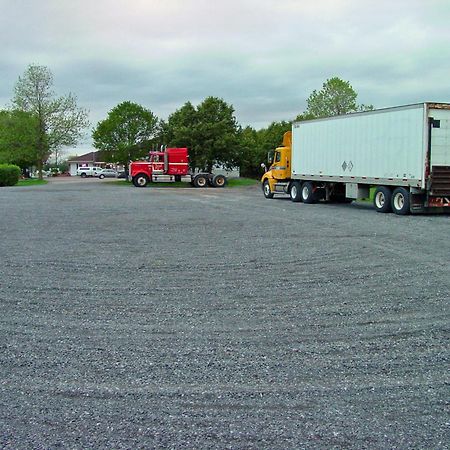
0,164,21,186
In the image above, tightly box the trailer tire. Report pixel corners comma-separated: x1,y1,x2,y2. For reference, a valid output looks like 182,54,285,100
391,187,410,215
194,174,208,188
133,173,149,187
212,174,227,187
301,182,318,204
263,180,274,199
289,181,302,202
373,186,392,213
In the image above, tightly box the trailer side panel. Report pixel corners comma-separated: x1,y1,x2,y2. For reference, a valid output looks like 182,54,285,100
292,104,426,188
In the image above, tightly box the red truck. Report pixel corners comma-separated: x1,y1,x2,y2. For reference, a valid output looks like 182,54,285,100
129,147,227,188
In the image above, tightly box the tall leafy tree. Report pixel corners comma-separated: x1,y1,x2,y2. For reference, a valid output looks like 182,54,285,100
0,110,40,168
12,64,89,178
92,101,159,169
195,97,241,171
162,101,197,150
238,121,292,178
165,97,241,171
238,126,259,178
305,77,373,118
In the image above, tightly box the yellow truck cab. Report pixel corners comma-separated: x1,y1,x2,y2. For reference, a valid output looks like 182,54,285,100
261,131,292,198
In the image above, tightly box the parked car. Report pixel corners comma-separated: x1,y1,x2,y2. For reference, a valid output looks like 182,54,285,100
98,169,118,179
77,166,103,178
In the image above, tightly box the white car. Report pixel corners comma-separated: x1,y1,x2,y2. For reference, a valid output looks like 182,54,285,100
98,169,118,179
76,166,103,177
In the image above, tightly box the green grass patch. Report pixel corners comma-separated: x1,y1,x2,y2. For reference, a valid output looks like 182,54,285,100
16,178,48,187
227,177,259,188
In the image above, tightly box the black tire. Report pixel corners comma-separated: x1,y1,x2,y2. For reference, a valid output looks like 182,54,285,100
194,174,208,188
391,187,410,215
174,175,181,182
212,174,227,188
301,181,318,204
289,181,302,202
263,180,274,199
99,174,105,179
373,186,392,213
80,172,87,178
133,173,149,187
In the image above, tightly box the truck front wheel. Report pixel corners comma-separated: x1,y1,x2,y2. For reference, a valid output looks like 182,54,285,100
290,181,302,202
391,187,410,215
301,182,318,204
133,174,149,187
263,180,274,199
373,186,392,213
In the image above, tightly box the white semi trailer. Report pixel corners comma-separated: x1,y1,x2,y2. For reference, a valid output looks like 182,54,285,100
261,103,450,214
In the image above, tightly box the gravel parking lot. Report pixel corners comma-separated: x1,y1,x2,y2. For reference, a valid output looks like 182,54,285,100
0,179,449,449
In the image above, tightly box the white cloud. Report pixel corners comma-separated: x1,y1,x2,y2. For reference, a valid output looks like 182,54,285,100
0,0,449,155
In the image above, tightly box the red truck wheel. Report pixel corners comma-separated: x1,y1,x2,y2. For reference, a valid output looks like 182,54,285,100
194,174,208,188
212,174,226,187
133,174,149,187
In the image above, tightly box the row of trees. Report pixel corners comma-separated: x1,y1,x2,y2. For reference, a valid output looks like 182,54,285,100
0,65,373,179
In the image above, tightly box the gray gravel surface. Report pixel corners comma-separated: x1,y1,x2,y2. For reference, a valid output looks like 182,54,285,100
0,179,449,449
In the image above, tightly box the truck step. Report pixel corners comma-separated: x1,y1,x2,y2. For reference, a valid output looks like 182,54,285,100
274,182,289,193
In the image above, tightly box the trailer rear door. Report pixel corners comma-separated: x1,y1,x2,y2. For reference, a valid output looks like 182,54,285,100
429,106,450,167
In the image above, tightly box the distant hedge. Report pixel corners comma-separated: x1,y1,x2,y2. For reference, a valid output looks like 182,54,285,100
0,164,21,186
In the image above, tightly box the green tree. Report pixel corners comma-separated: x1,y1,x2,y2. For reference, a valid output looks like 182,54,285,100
165,97,241,172
238,126,259,178
238,120,292,178
305,77,373,118
12,64,89,179
162,101,197,150
92,101,159,169
0,110,40,168
258,121,292,157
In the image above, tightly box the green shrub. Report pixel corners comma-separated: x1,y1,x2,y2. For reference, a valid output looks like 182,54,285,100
0,164,21,186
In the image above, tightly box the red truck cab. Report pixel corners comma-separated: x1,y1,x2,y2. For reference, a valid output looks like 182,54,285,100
130,147,227,188
130,148,189,187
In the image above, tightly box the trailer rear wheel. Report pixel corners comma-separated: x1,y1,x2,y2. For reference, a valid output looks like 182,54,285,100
373,186,392,213
133,173,149,187
301,182,318,204
212,174,227,187
391,187,410,215
194,174,208,188
289,181,302,202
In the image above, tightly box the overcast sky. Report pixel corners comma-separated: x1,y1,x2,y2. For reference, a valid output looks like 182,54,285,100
1,0,449,155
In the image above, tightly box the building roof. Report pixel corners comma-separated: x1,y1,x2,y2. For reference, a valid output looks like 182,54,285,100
68,151,105,163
